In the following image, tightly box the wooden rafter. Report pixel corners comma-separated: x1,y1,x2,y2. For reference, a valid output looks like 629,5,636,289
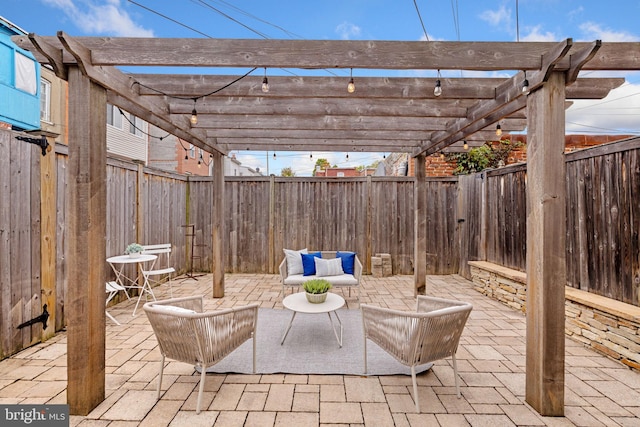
11,34,630,156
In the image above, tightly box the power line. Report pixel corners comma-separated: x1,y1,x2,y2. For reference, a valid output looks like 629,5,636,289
205,0,305,39
192,0,270,39
413,0,430,41
127,0,213,38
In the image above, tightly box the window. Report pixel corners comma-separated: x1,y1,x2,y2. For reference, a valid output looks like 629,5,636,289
106,104,122,128
337,172,345,177
189,144,195,158
40,78,51,122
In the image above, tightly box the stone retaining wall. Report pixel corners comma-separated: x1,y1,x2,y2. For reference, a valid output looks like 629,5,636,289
469,261,640,371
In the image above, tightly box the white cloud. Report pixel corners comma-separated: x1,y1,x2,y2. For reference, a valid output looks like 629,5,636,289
520,25,559,42
479,5,511,28
579,22,638,42
335,21,361,40
566,82,640,134
42,0,154,37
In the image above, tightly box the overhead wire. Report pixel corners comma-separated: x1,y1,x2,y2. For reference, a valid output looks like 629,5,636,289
413,0,430,41
127,0,213,38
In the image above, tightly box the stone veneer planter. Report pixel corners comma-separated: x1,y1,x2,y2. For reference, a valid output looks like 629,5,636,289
469,260,640,371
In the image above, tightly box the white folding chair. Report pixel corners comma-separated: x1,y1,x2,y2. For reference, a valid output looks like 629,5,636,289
141,244,176,297
106,280,126,325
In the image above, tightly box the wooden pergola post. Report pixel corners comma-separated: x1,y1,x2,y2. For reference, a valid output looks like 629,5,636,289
525,71,567,415
212,151,225,297
40,132,58,339
66,66,107,415
414,153,427,295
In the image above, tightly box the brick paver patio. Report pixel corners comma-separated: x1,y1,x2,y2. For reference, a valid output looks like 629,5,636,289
1,273,639,426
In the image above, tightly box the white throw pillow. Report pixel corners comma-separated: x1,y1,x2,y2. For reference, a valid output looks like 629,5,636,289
315,257,344,277
284,248,308,275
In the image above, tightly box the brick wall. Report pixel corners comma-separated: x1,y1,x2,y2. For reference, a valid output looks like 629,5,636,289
407,134,631,177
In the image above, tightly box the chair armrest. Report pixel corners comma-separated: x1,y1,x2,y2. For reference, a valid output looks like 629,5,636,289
146,295,203,312
416,295,473,314
354,256,363,282
279,258,287,282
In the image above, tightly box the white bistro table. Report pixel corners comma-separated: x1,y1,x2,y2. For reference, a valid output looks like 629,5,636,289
281,292,345,347
107,254,157,316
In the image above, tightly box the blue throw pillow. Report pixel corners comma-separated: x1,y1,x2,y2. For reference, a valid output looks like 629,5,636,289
336,251,356,274
301,252,322,276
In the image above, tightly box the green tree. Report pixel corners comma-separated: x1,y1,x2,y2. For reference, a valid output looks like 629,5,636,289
313,158,331,175
446,139,523,175
280,167,296,177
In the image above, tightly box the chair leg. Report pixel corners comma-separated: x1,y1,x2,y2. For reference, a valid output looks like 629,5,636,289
252,333,256,373
363,339,368,374
411,365,420,412
156,355,165,399
197,365,207,414
452,353,461,398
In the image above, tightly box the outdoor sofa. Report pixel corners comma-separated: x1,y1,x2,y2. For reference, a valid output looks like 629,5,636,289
279,249,362,299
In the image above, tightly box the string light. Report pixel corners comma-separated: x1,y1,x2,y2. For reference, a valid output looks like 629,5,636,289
347,68,355,93
262,67,269,93
434,70,442,97
522,71,530,95
273,152,276,159
346,153,350,160
310,153,313,159
463,140,468,150
198,152,203,168
184,148,188,160
439,152,445,159
190,98,198,125
496,124,502,137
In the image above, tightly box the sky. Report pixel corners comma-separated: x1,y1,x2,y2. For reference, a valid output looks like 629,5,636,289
3,0,640,176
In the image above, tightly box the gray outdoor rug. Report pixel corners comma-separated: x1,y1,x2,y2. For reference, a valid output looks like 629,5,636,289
203,307,432,376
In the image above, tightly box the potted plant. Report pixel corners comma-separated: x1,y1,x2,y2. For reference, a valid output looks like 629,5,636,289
125,243,144,258
302,278,332,303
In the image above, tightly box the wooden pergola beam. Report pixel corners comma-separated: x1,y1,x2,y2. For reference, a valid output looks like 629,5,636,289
16,37,640,71
55,32,222,155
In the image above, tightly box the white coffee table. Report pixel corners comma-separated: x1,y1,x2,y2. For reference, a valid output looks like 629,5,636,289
281,292,345,347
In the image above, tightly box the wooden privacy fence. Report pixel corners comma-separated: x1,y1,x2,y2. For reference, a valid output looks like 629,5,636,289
2,126,638,359
0,129,459,359
458,137,640,306
190,175,459,276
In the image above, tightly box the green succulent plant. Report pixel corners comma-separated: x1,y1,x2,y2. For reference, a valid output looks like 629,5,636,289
302,279,332,294
125,243,144,254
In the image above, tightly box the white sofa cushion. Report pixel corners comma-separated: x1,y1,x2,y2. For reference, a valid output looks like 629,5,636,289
315,257,344,277
283,248,307,275
283,273,358,286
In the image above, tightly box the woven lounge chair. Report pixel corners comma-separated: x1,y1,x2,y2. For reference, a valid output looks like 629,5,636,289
143,296,259,414
361,295,472,412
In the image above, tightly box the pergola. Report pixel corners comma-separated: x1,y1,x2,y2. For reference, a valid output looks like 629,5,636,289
13,33,640,416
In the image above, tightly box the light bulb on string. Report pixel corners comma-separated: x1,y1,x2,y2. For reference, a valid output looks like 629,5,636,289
463,141,468,150
262,68,269,93
310,153,313,159
522,71,530,95
273,152,276,159
347,68,355,93
184,148,188,160
434,70,442,97
439,152,445,160
496,124,502,137
190,98,198,125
